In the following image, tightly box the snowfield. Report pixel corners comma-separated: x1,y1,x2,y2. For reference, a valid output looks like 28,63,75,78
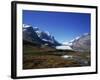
56,45,73,50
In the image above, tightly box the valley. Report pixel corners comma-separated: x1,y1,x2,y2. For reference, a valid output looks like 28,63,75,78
23,44,90,69
23,24,91,69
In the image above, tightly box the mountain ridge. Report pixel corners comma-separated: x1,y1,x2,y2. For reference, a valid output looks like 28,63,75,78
63,33,90,52
23,24,61,47
23,24,90,52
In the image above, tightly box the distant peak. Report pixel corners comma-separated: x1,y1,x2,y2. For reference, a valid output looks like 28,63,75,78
83,33,89,36
62,33,90,46
75,36,80,40
33,27,38,29
44,31,51,36
33,27,39,31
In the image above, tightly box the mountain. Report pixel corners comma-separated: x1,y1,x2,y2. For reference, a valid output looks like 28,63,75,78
23,24,43,44
23,24,61,46
23,24,90,51
63,33,91,52
72,33,90,52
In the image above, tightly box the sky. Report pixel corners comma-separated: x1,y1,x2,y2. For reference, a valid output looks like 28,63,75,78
23,10,91,43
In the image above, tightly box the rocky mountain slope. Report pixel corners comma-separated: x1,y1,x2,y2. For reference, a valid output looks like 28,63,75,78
23,24,61,47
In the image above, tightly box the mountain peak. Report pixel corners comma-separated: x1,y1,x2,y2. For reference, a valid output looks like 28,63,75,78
44,31,51,36
33,27,39,31
23,24,32,28
62,33,90,51
83,33,89,36
71,33,90,52
23,24,60,46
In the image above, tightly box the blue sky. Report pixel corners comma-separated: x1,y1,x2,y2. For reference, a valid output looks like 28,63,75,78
23,10,90,43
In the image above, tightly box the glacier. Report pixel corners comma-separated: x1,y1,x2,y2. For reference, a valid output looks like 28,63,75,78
56,45,73,50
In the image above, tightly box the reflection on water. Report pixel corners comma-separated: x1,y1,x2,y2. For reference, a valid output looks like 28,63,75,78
61,55,73,59
61,55,89,66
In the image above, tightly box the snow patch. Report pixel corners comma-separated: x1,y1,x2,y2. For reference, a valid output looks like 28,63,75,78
42,39,54,43
33,27,39,31
44,31,51,36
42,39,48,41
61,55,73,59
56,45,72,50
62,42,73,46
23,24,31,28
75,36,80,40
35,30,41,37
70,39,75,42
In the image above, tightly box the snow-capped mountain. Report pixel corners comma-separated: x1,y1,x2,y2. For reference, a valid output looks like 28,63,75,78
23,24,61,46
63,33,91,52
72,33,90,52
23,24,90,51
23,24,43,44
